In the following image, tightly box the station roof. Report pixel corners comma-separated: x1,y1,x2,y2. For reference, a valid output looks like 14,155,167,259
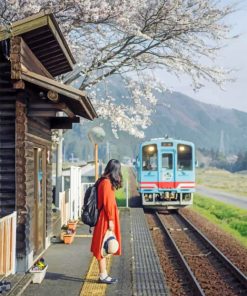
21,65,97,120
0,11,75,77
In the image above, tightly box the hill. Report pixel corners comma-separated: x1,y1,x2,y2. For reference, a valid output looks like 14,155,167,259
63,79,247,161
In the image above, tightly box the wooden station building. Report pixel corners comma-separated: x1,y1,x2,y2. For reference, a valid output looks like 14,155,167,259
0,12,97,272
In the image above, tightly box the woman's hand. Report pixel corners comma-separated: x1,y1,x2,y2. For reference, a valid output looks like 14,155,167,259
108,220,114,232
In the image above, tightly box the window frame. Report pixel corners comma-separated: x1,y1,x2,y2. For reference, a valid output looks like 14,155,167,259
142,144,158,171
177,144,193,171
162,153,173,170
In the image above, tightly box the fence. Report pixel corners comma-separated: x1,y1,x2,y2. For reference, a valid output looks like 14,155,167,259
0,212,16,276
81,183,94,196
59,191,70,227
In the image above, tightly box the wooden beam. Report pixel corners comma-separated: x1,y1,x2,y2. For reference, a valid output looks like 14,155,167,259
26,132,52,146
0,12,49,41
31,39,57,51
20,38,53,78
10,36,53,80
20,68,97,120
28,110,57,117
29,103,63,109
12,15,49,39
13,80,25,89
10,37,22,80
21,67,81,100
38,51,63,61
31,42,58,53
43,60,68,70
29,102,74,118
48,16,75,68
22,27,51,41
50,117,80,129
26,34,54,47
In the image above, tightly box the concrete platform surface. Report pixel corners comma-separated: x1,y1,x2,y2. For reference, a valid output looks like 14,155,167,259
23,222,92,296
106,208,132,296
20,208,169,296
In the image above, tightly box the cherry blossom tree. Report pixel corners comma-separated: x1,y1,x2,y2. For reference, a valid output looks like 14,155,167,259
0,0,237,137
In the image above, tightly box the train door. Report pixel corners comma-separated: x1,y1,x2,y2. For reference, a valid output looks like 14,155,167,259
159,150,175,189
141,144,158,190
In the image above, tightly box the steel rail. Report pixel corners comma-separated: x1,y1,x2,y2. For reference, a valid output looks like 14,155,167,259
155,211,205,296
178,212,247,289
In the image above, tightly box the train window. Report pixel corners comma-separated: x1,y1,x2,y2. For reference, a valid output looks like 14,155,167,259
177,144,192,170
162,153,173,169
142,144,158,171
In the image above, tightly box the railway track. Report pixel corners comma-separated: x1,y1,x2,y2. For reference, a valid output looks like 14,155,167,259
154,210,247,296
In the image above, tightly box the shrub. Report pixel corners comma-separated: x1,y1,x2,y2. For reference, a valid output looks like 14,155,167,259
229,220,247,237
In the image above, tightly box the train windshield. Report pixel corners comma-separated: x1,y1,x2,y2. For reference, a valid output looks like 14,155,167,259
177,144,192,170
142,144,158,171
162,153,173,169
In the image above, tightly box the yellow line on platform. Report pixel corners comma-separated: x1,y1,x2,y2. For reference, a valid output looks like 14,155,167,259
80,256,112,296
75,234,93,238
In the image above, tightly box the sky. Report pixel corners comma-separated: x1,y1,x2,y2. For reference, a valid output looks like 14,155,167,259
157,1,247,112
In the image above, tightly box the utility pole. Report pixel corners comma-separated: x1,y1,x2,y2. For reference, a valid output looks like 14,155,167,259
94,143,98,181
106,141,110,162
88,126,105,182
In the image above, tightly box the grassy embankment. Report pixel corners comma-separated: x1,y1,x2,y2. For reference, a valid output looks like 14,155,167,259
196,167,247,199
193,168,247,247
115,166,129,207
193,194,247,247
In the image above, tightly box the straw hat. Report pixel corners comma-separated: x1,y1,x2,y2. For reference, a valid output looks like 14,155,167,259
101,230,119,257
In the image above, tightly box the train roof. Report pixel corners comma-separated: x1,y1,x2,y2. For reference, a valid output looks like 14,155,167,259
140,138,195,147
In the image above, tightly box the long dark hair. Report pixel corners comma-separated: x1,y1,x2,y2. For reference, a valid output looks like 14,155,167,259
102,159,122,189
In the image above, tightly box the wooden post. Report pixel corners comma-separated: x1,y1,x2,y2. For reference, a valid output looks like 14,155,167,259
95,143,98,181
55,129,63,208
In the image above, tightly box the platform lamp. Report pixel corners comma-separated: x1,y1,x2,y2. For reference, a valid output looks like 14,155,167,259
88,127,105,181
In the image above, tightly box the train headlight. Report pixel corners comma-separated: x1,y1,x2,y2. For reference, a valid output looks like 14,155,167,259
147,146,155,152
179,145,185,152
148,194,153,201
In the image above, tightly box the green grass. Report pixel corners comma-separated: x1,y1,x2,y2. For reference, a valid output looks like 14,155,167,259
193,193,247,248
115,166,129,207
196,167,247,198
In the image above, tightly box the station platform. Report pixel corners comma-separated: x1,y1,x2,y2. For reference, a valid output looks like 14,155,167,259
20,208,169,296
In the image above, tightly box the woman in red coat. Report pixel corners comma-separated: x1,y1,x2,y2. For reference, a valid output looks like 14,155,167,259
91,159,122,284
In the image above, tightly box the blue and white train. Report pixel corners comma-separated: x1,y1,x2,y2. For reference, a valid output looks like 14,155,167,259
136,138,195,209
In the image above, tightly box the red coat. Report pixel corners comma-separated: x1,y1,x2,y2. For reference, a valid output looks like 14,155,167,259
91,178,121,260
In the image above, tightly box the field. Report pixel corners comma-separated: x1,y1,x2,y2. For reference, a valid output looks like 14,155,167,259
115,166,129,207
192,193,247,248
196,167,247,198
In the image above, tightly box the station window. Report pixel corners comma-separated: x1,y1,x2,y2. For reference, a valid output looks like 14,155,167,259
142,144,158,171
177,144,192,170
162,153,173,169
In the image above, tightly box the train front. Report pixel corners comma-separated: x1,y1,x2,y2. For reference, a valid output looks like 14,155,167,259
136,139,195,209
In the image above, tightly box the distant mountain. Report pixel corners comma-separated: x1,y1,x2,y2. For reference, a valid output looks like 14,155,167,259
147,91,247,153
64,78,247,161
